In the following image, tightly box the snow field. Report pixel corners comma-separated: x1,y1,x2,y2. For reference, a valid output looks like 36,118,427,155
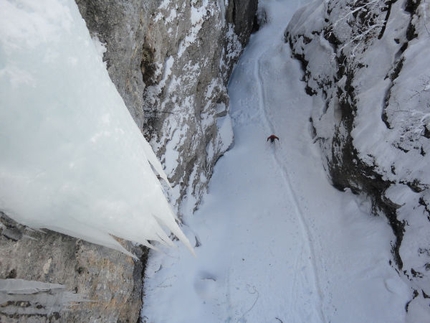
143,0,410,322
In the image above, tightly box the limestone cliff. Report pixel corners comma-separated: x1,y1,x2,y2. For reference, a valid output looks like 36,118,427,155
0,0,258,322
76,0,258,215
285,0,430,317
0,212,146,323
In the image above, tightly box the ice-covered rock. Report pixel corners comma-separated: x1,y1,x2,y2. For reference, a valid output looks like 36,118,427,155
0,278,84,316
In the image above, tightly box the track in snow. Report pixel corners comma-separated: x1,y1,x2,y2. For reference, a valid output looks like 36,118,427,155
142,1,410,322
255,43,327,323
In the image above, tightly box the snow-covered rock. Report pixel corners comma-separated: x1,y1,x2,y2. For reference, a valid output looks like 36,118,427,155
285,0,430,318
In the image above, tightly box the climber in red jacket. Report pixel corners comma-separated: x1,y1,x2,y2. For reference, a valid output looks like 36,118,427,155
267,134,279,143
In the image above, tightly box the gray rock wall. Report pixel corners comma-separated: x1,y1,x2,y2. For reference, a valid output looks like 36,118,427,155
0,212,146,323
75,0,157,129
136,0,258,214
1,0,258,322
76,0,258,214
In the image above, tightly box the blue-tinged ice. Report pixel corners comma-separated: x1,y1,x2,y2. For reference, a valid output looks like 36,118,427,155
0,0,192,256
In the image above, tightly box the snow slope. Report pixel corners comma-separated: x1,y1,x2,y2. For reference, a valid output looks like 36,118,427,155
142,0,412,322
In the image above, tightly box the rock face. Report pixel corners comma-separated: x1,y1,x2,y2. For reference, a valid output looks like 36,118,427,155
1,0,257,322
0,212,147,323
142,0,258,215
285,0,430,317
77,0,258,215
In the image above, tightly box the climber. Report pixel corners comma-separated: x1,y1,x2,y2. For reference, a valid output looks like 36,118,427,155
267,134,279,143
